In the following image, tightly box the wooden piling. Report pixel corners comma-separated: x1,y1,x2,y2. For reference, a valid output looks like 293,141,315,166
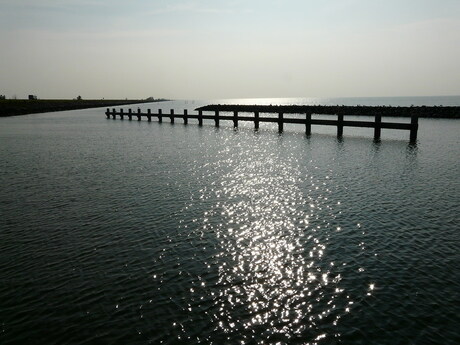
128,109,132,120
233,111,238,128
158,109,162,123
120,108,124,120
147,109,151,122
337,114,344,137
112,108,116,119
137,108,141,121
410,115,418,143
184,109,188,124
255,111,259,130
198,110,203,126
306,113,311,135
170,109,175,123
374,114,382,140
215,110,220,127
106,108,110,119
278,112,284,132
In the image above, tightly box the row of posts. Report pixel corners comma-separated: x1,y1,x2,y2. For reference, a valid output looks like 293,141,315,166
107,108,418,142
108,108,312,133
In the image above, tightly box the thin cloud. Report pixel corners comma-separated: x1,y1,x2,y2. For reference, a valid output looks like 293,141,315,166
145,1,245,16
0,0,111,7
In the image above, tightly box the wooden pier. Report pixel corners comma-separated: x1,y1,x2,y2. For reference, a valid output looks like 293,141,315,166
105,105,419,142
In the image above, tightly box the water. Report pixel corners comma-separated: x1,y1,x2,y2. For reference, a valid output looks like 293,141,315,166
1,97,459,344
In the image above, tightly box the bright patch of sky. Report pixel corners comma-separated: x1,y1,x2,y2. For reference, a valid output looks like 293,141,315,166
1,0,459,99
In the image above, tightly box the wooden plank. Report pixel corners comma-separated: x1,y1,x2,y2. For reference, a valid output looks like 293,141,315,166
380,122,412,130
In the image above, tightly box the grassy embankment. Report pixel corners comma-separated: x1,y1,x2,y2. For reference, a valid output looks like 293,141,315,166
0,99,168,117
197,104,460,118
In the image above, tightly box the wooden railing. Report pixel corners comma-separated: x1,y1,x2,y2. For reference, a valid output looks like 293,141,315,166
106,107,419,142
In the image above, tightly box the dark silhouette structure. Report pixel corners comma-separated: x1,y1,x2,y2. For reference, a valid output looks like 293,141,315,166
105,104,427,143
0,99,163,117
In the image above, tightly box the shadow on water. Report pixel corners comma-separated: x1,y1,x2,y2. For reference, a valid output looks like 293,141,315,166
406,141,418,155
335,136,344,150
404,142,419,169
371,140,381,155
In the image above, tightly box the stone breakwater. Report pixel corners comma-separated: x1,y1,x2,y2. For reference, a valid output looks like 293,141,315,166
197,104,460,118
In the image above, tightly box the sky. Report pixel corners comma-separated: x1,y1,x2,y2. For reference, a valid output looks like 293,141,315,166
1,0,459,100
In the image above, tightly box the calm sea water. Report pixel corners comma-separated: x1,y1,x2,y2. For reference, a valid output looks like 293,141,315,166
1,97,459,344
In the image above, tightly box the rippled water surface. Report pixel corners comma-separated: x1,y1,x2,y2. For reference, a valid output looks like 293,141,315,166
1,99,459,344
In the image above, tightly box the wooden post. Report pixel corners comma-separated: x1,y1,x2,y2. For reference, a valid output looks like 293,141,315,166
137,108,141,121
198,110,203,126
410,115,418,143
254,111,259,130
170,109,175,123
305,113,311,135
120,108,124,120
158,109,162,123
215,110,220,127
128,109,132,120
184,109,188,124
278,112,284,132
147,109,151,122
374,114,382,141
112,108,116,119
233,111,238,128
106,108,110,119
337,114,343,137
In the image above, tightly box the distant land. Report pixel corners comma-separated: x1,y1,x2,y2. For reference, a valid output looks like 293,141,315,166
198,104,460,118
0,99,168,117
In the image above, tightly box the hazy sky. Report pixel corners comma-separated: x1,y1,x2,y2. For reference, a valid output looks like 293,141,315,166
1,0,459,99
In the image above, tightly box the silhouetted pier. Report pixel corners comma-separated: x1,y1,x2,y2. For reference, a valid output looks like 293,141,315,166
106,105,422,142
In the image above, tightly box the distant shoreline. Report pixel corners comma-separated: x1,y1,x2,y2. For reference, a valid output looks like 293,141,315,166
197,104,460,119
0,99,169,117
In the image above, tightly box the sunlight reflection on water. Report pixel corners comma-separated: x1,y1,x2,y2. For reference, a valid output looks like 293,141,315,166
194,134,364,343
